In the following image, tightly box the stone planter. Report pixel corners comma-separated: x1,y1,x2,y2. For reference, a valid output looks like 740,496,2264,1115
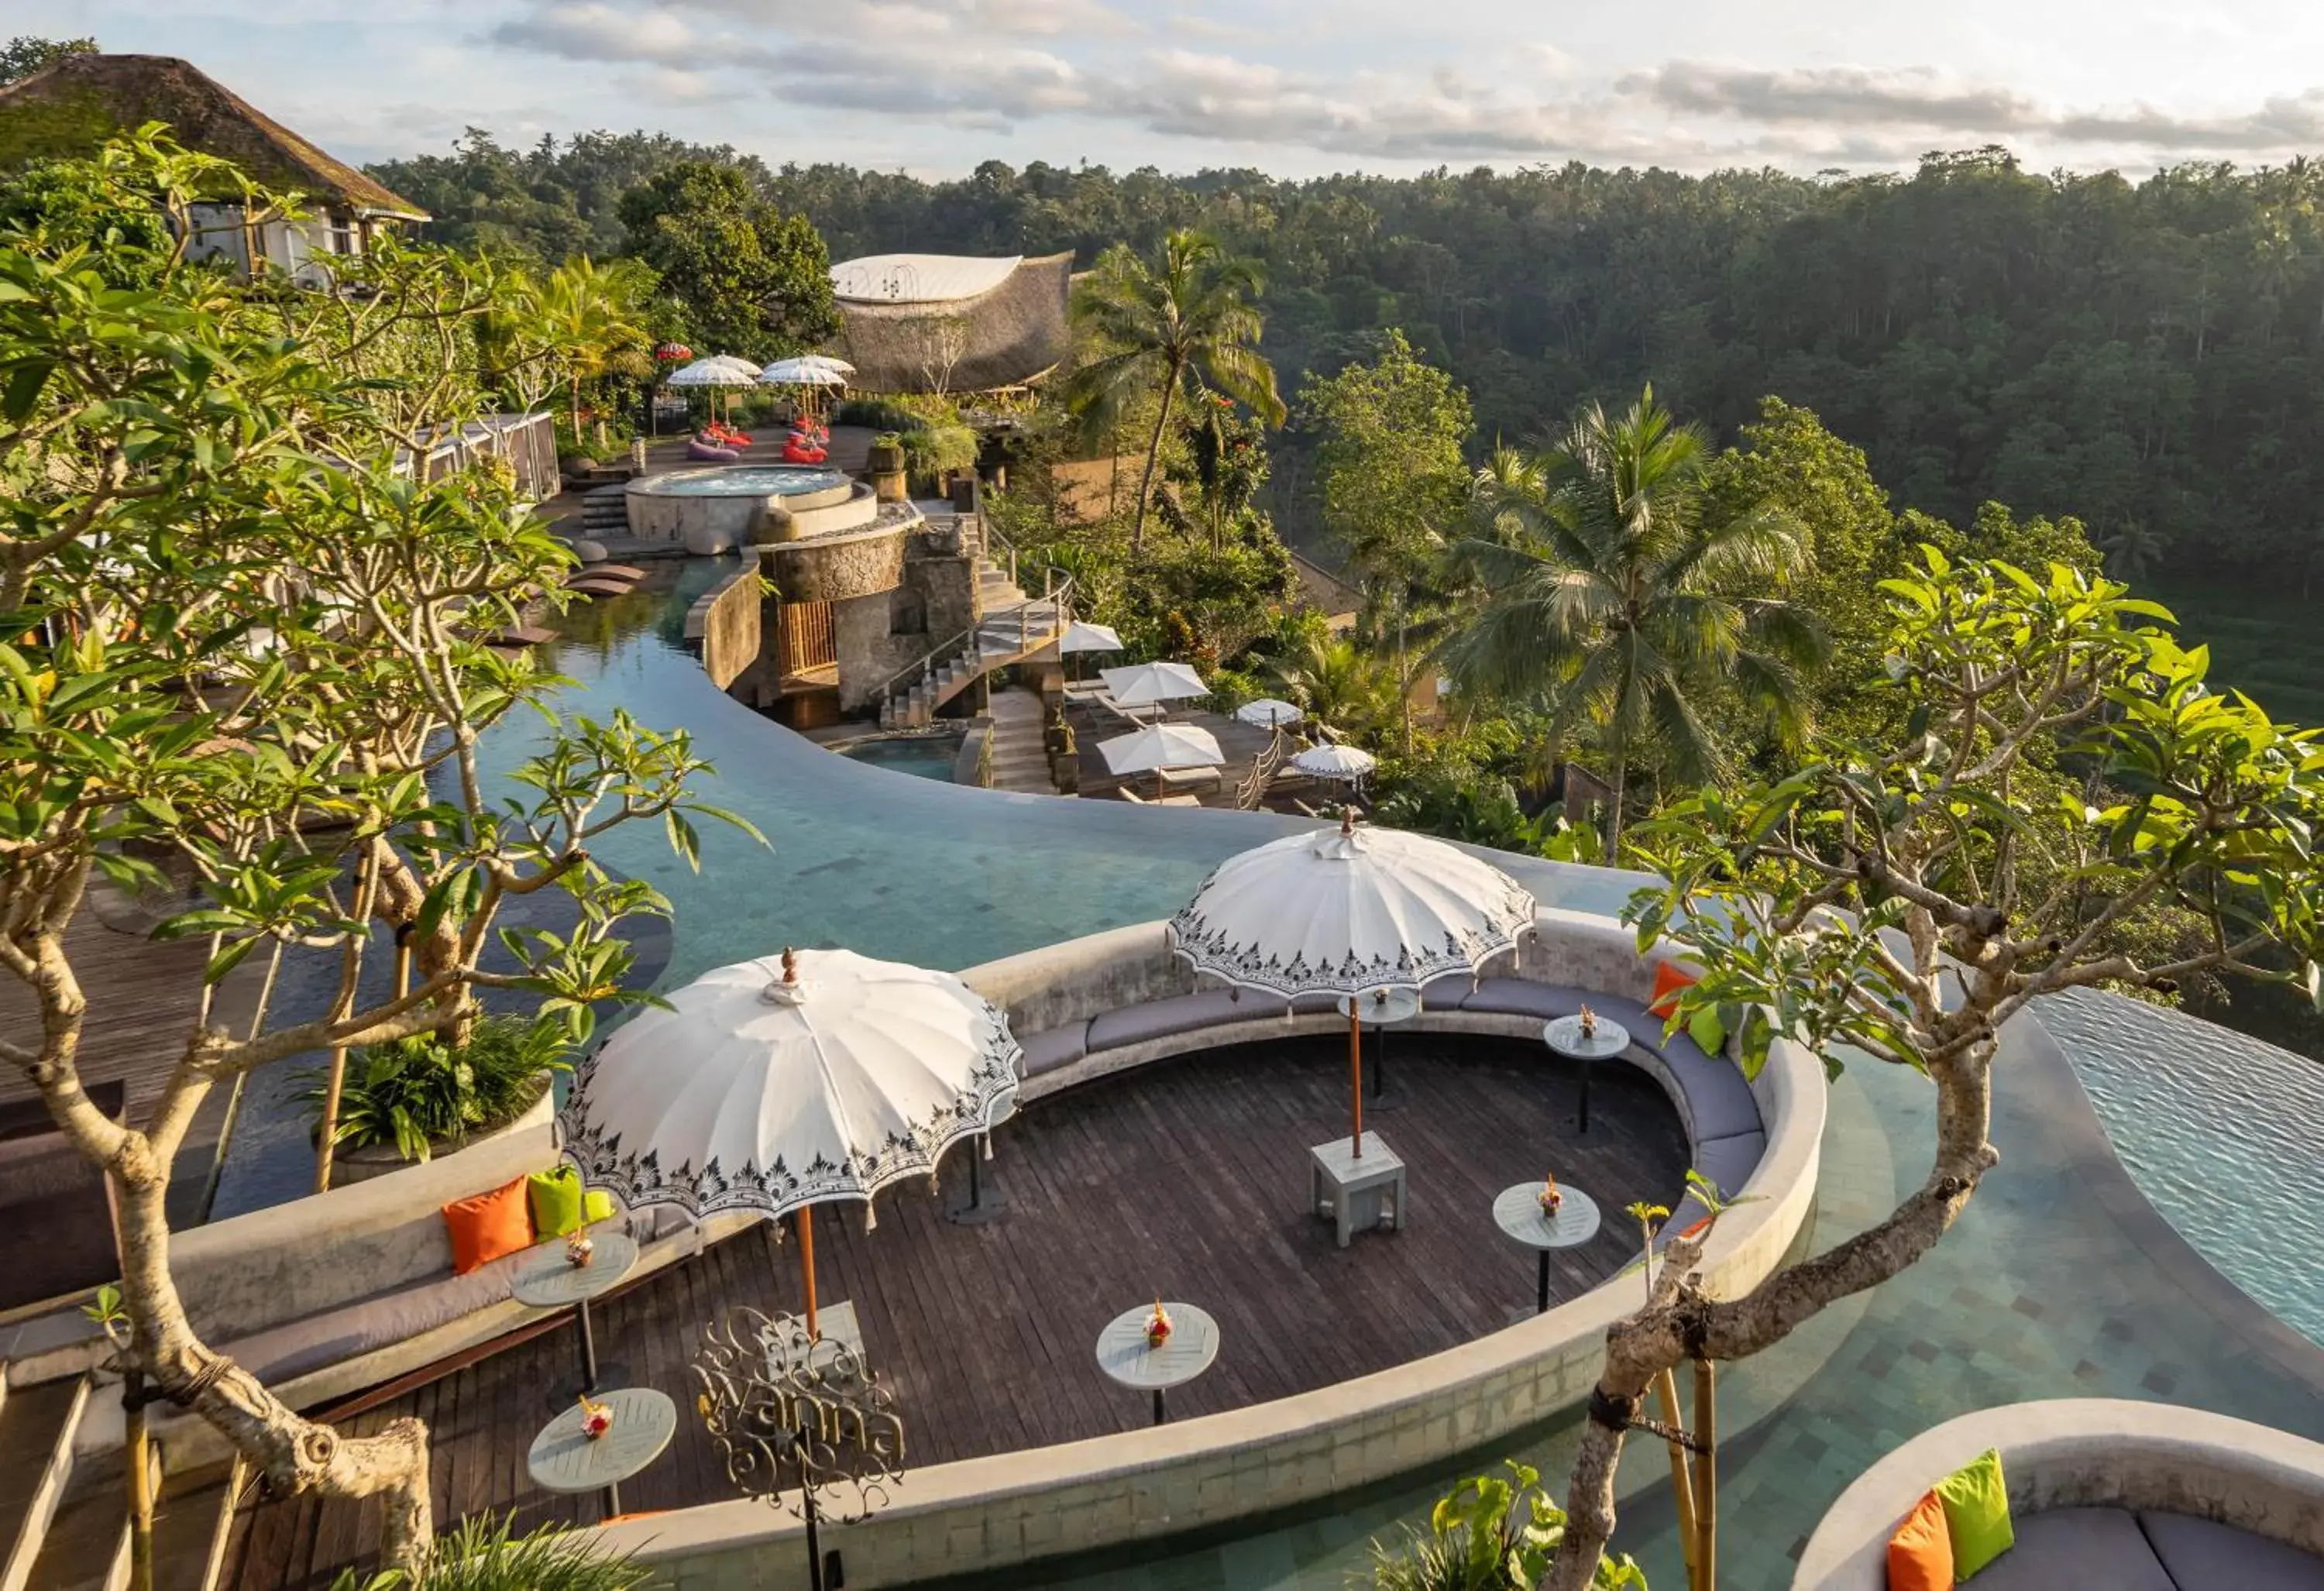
328,1070,557,1188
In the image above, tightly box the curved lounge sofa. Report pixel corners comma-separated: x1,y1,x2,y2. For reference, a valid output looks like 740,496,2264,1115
1793,1400,2324,1589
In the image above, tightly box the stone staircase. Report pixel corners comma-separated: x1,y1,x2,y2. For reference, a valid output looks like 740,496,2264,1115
877,555,1066,730
574,483,629,540
982,688,1060,795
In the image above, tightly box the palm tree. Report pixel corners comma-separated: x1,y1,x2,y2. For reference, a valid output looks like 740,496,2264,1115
535,256,655,445
1439,388,1827,858
1265,631,1398,739
2096,518,2168,583
1065,229,1285,552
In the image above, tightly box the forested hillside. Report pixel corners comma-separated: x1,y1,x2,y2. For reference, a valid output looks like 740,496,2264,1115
372,134,2324,579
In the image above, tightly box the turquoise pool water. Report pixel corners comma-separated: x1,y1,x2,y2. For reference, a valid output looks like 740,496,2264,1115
639,465,848,497
2040,987,2324,1349
840,735,963,782
473,564,2324,1589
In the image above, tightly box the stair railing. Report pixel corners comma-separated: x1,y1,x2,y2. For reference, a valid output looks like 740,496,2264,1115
1236,726,1292,809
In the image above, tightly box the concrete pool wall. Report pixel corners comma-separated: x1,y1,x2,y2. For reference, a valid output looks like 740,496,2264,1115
623,466,865,548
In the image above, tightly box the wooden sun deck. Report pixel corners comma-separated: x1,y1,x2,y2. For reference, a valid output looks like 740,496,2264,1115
226,1033,1690,1589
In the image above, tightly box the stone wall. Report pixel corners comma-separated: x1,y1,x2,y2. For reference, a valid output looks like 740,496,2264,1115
832,521,982,711
684,565,761,692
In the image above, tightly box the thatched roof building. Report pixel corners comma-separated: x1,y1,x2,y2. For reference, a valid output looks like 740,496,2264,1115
829,252,1073,395
0,53,427,220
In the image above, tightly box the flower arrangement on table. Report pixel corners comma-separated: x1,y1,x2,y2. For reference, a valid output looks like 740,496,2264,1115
579,1393,615,1441
1537,1170,1564,1218
1577,1004,1598,1040
1144,1298,1173,1349
566,1231,595,1269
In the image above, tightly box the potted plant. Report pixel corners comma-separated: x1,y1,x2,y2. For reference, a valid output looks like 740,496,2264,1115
303,1014,569,1185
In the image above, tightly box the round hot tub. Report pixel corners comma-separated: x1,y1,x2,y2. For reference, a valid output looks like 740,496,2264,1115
624,465,870,550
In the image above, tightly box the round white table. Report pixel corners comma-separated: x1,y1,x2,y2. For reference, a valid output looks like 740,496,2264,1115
526,1384,675,1519
511,1230,639,1405
1338,987,1424,1104
1543,1015,1630,1134
1492,1182,1604,1314
1095,1302,1220,1426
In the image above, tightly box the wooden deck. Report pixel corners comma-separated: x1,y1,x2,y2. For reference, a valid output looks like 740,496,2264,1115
227,1033,1690,1589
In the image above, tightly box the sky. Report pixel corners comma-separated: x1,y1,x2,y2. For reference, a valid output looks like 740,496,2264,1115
20,0,2324,180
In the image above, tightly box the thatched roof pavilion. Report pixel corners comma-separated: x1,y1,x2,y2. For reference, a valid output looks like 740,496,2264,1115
829,252,1073,395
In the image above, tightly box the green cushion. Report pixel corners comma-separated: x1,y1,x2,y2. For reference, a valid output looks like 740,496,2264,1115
583,1189,614,1225
1936,1448,2014,1578
527,1169,584,1238
1687,1003,1728,1056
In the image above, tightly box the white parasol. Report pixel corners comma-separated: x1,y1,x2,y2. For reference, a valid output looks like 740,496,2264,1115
665,357,761,387
1234,698,1305,729
1058,621,1125,655
1291,742,1378,783
758,355,855,387
1101,661,1209,710
1097,721,1223,777
1167,815,1536,1153
559,947,1021,1335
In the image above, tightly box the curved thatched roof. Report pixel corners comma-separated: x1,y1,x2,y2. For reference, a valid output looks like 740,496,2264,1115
0,53,427,218
830,252,1071,394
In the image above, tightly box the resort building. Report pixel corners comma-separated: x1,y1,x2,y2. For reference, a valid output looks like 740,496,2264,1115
0,53,430,284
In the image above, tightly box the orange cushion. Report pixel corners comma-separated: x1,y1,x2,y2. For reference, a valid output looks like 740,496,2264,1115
1648,960,1697,1019
1887,1489,1956,1591
442,1176,535,1276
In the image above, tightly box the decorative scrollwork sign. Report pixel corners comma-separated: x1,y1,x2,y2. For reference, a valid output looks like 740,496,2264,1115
692,1306,906,1529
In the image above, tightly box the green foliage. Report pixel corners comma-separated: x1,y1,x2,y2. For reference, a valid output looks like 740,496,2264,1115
329,1512,658,1591
1443,388,1827,854
1263,631,1398,739
1365,1462,1645,1590
0,35,95,86
1300,328,1473,593
301,1015,567,1162
1066,228,1285,551
0,152,174,283
900,421,981,479
1624,548,2324,1083
617,161,837,360
481,254,659,438
834,397,933,433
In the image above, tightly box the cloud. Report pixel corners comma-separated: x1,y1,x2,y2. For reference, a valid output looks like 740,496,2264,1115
481,2,2324,170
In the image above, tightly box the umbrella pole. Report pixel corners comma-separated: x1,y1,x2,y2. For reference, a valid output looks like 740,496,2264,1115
799,1204,820,1340
1349,1007,1365,1155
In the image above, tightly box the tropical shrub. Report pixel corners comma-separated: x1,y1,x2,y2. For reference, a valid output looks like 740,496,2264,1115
331,1513,658,1590
303,1015,569,1162
1367,1462,1645,1590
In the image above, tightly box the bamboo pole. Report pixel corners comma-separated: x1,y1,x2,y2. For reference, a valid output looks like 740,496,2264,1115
1694,1358,1719,1591
124,1369,153,1591
1654,1366,1700,1584
312,1046,349,1195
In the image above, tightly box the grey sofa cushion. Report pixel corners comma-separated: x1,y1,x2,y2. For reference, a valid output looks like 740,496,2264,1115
1655,1031,1763,1142
1693,1131,1764,1201
1085,988,1290,1052
1461,978,1589,1022
1019,1022,1089,1076
225,1242,537,1386
2140,1510,2324,1589
1974,1508,2174,1591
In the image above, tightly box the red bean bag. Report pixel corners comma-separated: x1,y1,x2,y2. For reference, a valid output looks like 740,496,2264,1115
782,441,827,464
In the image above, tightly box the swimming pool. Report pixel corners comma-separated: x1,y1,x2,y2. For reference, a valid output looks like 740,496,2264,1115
2039,986,2324,1349
639,465,848,496
838,734,962,782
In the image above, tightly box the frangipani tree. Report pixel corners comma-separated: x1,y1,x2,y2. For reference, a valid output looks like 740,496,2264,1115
0,134,751,1572
1536,549,2324,1589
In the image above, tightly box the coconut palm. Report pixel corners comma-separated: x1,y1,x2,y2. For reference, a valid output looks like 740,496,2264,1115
1264,631,1399,739
1439,387,1827,858
508,256,655,445
1066,229,1286,553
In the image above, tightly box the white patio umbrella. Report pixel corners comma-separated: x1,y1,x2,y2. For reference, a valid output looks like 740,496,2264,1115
1058,621,1123,655
1097,722,1223,797
757,355,855,386
665,357,760,424
1291,742,1378,783
1167,814,1536,1154
1234,698,1304,730
559,947,1021,1338
1102,660,1209,714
